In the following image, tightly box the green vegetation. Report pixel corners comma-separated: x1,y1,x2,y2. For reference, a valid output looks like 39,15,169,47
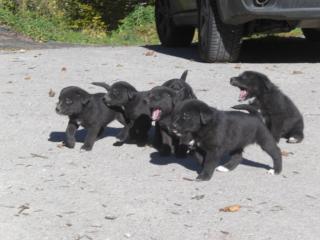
0,0,303,46
0,0,158,45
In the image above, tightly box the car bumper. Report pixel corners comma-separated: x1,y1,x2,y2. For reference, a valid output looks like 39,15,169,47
218,0,320,25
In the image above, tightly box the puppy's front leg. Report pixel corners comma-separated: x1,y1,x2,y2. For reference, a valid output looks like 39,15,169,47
65,120,79,148
115,114,132,143
159,129,173,156
197,149,222,181
81,126,100,151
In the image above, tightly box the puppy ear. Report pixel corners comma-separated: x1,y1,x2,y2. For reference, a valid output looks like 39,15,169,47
127,90,136,100
91,82,111,91
199,107,213,125
81,95,90,105
180,70,188,82
257,74,273,91
262,78,273,90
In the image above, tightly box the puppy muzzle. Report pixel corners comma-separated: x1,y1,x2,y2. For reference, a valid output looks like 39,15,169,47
55,103,62,114
230,77,237,85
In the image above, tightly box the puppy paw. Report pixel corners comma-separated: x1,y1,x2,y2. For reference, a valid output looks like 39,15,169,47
159,145,172,156
80,144,92,151
267,169,275,175
216,166,230,172
196,172,212,181
64,141,75,148
113,141,124,147
287,137,299,144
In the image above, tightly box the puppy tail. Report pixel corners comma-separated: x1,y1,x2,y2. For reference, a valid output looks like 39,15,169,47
232,104,262,119
91,82,110,91
180,70,188,82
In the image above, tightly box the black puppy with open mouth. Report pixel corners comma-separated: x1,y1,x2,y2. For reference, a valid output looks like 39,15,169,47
230,71,304,143
171,99,283,181
146,86,189,157
92,81,151,146
151,70,197,152
55,86,120,151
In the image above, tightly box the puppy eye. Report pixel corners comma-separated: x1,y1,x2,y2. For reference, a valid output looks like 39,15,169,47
65,98,73,105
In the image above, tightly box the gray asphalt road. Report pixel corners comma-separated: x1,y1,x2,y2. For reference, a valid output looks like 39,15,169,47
1,45,320,240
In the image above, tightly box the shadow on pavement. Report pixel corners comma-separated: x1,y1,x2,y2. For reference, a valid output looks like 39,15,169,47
149,151,271,174
144,36,320,64
48,127,120,143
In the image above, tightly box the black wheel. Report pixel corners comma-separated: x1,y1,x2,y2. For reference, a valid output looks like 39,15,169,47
302,28,320,42
198,0,243,62
155,0,195,47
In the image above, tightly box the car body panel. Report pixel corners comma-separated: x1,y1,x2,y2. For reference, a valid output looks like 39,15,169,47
219,0,320,25
169,0,320,26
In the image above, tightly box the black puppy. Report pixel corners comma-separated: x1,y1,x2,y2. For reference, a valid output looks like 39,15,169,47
162,70,197,100
92,81,151,146
171,99,282,181
230,71,304,143
146,86,190,157
55,86,119,151
151,70,197,152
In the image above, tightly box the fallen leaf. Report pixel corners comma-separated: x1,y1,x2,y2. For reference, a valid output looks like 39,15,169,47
144,50,155,56
116,64,123,68
219,204,241,212
281,150,294,157
61,67,67,72
48,89,55,97
234,64,241,69
24,76,31,80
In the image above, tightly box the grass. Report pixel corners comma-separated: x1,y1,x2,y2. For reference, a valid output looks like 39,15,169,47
0,5,159,45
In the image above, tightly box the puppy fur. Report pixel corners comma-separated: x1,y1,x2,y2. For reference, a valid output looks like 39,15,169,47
151,70,197,153
146,86,190,157
171,99,282,181
230,71,304,143
162,70,197,100
56,86,119,151
92,81,151,146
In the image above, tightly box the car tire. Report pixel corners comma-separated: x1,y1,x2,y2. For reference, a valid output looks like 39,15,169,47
198,0,243,62
302,28,320,42
155,0,195,47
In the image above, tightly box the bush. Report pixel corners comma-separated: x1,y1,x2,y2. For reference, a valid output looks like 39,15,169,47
110,4,157,44
0,0,157,45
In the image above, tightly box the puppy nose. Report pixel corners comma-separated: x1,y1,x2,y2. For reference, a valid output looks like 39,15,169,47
55,106,60,112
230,77,236,84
